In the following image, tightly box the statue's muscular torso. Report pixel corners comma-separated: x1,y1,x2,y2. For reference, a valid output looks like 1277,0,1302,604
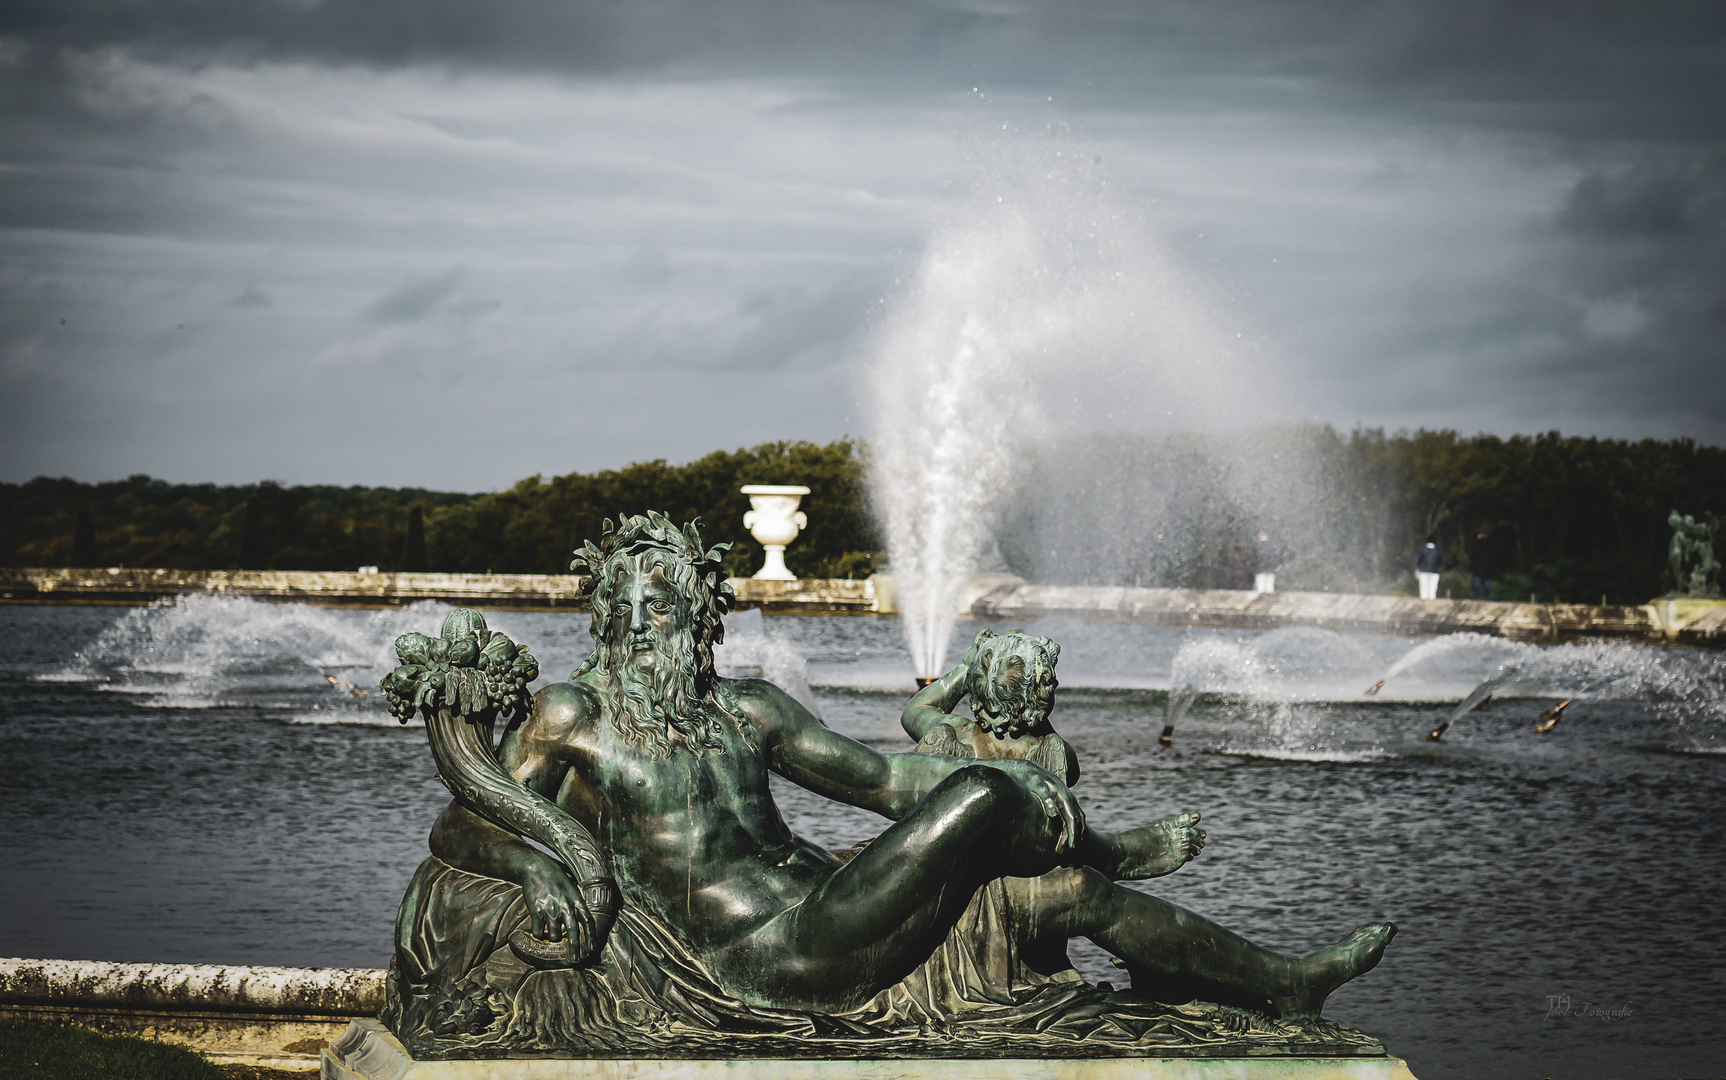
504,676,845,955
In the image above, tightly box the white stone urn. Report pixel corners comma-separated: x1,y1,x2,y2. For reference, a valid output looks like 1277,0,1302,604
741,485,810,581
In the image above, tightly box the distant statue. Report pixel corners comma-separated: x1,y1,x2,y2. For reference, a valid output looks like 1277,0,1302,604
378,513,1395,1060
1668,511,1721,598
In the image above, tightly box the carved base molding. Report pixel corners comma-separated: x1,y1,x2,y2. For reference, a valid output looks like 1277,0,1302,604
321,1020,1421,1080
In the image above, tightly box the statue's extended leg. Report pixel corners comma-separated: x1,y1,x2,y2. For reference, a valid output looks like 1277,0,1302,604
1080,812,1206,880
728,765,1065,1012
1004,869,1393,1019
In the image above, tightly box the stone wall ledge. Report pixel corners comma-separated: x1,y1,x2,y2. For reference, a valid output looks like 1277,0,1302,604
4,568,1720,647
0,958,385,1071
0,568,881,613
970,585,1725,649
0,957,383,1015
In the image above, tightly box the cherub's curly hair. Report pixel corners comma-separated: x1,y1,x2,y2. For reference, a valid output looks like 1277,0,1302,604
570,512,735,703
965,629,1060,737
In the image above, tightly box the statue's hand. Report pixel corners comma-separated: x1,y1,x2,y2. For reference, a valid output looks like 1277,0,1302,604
521,861,594,956
989,759,1085,856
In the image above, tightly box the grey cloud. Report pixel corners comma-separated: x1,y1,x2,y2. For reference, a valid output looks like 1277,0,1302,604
3,2,1724,486
367,268,463,323
5,3,1722,118
1560,157,1725,240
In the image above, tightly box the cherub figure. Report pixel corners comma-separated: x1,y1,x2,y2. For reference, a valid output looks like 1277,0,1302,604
903,628,1205,880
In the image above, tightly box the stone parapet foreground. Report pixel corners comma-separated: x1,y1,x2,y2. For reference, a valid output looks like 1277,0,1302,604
0,957,384,1072
0,960,1422,1077
324,1019,1420,1080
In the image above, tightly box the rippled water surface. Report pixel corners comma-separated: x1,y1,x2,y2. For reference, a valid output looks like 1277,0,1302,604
2,599,1723,1080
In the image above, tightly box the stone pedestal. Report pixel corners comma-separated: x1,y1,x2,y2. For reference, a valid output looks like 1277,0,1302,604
322,1020,1420,1080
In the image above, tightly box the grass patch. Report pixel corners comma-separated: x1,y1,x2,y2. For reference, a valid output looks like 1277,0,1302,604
0,1018,226,1080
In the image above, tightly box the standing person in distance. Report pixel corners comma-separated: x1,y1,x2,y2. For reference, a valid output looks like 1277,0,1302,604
1415,537,1443,600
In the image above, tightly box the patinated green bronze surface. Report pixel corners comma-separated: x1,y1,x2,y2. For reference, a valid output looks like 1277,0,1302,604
1669,510,1721,598
379,513,1395,1060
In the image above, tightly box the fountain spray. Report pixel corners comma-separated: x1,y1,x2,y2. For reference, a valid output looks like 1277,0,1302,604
868,208,1047,679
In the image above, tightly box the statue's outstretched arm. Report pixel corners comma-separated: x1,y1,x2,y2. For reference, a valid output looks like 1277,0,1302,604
740,677,1085,852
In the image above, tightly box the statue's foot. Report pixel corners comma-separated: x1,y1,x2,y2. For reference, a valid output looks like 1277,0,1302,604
1272,922,1396,1019
1109,812,1205,880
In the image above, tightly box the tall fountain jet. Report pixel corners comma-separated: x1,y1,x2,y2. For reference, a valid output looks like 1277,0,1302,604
868,147,1260,680
869,212,1045,679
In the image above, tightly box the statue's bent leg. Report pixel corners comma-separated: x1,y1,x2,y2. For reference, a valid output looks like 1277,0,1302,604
1004,868,1393,1019
730,765,1065,1012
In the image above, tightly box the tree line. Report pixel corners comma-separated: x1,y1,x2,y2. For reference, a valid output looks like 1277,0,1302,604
3,430,1719,603
995,427,1724,603
0,440,878,581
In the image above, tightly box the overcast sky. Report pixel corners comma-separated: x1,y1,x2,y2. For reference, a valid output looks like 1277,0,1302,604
1,2,1721,490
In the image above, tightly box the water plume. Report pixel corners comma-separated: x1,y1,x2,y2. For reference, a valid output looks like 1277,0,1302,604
868,141,1245,677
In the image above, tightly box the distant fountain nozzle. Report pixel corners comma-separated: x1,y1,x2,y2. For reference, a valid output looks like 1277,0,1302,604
1159,686,1198,748
915,676,938,689
1534,699,1571,733
1424,665,1521,742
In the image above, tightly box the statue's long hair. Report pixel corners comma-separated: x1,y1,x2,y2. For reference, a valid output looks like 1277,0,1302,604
571,513,740,756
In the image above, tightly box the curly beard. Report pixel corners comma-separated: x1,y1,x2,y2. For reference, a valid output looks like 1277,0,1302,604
605,623,725,758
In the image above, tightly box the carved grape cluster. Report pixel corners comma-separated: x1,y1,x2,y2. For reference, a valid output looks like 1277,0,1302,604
380,608,540,724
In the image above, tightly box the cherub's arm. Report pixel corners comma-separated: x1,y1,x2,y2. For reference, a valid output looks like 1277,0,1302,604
899,630,992,742
899,662,968,743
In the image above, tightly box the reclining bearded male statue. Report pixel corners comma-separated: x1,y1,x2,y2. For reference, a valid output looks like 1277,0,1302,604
375,513,1395,1060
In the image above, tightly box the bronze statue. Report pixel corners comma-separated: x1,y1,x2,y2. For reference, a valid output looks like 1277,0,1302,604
1668,510,1721,598
379,513,1394,1059
902,628,1205,877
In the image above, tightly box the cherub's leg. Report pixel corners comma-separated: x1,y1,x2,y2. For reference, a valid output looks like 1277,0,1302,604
1004,869,1394,1019
728,764,1066,1012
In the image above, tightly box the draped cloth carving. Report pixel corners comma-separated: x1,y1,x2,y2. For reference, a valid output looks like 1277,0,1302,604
381,856,1384,1060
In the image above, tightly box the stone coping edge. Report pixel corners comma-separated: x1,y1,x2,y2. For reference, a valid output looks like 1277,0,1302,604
0,958,385,1016
323,1021,1422,1080
972,584,1725,648
0,568,882,613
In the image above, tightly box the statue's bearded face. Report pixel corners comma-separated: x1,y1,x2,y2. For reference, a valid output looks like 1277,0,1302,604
598,554,724,757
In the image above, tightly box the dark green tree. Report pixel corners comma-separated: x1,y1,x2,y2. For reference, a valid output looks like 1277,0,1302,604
401,505,428,572
69,509,97,568
237,496,267,570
